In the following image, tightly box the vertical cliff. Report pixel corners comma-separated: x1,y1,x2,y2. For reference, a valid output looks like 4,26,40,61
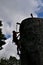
20,18,43,65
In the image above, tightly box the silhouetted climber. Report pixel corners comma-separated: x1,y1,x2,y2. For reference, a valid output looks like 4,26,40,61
12,31,20,55
30,13,33,18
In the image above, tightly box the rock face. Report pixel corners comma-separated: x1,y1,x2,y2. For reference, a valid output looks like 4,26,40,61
20,18,43,65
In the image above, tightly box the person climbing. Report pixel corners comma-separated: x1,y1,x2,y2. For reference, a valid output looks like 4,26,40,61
12,31,20,55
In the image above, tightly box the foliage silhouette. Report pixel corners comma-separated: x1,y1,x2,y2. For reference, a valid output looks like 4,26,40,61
0,21,6,50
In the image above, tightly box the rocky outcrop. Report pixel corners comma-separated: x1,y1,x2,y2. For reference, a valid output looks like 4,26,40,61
20,18,43,65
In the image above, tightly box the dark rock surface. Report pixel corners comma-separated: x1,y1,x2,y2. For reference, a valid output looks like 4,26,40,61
20,18,43,65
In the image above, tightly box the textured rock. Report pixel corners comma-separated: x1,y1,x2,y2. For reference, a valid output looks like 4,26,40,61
20,18,43,65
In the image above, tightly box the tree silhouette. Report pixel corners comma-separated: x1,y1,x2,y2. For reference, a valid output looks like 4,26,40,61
0,20,6,50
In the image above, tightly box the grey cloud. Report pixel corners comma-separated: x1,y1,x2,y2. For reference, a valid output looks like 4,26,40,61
0,37,19,59
0,0,39,35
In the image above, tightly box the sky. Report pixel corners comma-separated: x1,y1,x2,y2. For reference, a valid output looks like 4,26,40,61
0,0,43,59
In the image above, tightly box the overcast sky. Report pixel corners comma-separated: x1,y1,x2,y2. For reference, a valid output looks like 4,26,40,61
0,0,43,59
